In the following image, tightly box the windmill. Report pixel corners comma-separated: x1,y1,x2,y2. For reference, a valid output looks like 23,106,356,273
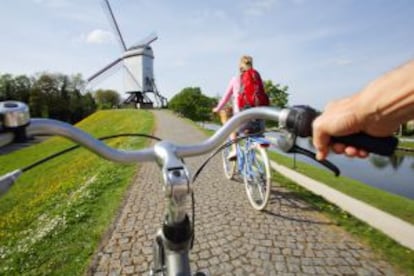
88,0,168,108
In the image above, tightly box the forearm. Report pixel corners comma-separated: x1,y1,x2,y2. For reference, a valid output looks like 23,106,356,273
214,92,231,111
214,79,235,111
356,60,414,126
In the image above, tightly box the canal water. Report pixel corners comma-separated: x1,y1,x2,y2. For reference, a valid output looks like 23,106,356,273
201,123,414,200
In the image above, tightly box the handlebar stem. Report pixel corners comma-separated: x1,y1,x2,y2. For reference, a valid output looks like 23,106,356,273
154,141,191,225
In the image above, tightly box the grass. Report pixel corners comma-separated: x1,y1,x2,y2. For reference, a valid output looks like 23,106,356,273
0,109,154,275
399,139,414,149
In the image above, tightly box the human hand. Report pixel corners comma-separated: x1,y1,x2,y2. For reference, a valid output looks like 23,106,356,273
312,96,399,160
312,97,363,160
313,60,414,160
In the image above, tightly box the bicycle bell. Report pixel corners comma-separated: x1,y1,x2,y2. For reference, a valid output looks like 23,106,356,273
0,101,30,130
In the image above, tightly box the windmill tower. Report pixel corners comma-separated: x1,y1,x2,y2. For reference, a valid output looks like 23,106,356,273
88,0,168,108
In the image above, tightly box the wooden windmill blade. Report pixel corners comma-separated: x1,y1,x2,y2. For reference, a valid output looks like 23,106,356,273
129,32,158,50
87,57,123,84
101,0,127,52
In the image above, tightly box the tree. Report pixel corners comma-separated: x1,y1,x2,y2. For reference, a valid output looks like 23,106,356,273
0,74,16,100
169,87,217,121
69,90,96,123
29,87,48,117
264,80,289,108
13,75,32,103
0,72,96,123
0,72,97,123
94,89,121,109
66,74,95,122
32,73,63,118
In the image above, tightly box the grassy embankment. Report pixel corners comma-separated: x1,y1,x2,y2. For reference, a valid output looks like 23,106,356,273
0,109,154,275
398,138,414,149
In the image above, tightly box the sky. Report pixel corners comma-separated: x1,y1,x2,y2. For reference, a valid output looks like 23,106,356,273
0,0,413,109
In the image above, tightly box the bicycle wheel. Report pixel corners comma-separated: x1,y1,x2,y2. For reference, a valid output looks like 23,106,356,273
222,143,236,180
244,144,271,210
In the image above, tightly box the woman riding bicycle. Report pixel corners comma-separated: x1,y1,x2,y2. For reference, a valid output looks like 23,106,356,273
213,55,265,160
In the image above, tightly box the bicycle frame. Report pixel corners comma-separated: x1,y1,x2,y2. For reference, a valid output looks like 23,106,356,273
235,135,269,177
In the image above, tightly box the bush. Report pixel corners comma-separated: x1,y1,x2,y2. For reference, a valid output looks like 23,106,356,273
169,87,217,121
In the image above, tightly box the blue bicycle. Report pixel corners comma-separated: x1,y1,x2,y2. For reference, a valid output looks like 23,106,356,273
222,133,271,210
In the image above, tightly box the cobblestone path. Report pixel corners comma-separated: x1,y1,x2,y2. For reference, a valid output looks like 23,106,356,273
88,110,396,275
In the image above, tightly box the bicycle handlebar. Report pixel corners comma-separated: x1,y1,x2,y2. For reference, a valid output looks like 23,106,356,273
26,119,157,163
0,107,284,163
0,101,399,217
0,102,398,161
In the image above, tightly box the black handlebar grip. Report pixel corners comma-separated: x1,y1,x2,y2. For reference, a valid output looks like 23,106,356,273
285,105,398,157
331,134,398,156
285,105,319,137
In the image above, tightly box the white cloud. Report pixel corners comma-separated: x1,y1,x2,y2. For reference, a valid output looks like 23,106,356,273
85,29,114,44
242,0,277,16
334,59,353,66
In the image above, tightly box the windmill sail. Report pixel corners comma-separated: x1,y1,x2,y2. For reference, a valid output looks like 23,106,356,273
87,57,123,83
129,32,158,50
101,0,127,51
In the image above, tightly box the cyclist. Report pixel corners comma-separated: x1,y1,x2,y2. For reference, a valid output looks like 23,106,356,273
313,60,414,160
213,55,265,160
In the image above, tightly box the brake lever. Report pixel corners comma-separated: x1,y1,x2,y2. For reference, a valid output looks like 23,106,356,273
288,145,340,177
274,131,340,176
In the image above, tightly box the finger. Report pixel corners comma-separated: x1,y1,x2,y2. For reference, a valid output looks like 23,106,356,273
331,143,346,154
357,149,369,158
316,149,328,161
312,119,331,160
313,134,330,160
344,146,359,157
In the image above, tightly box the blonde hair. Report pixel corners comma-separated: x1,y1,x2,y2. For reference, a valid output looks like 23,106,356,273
239,55,253,72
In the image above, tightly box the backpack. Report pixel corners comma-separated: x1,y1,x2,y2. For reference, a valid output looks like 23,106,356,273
237,68,269,109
